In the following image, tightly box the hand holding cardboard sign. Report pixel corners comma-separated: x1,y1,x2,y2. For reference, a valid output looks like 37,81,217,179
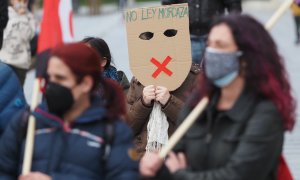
143,85,156,105
155,86,171,105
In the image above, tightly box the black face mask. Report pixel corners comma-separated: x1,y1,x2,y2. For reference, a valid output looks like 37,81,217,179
45,82,74,117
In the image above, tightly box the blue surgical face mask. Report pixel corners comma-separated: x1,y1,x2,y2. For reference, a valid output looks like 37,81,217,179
204,47,242,87
213,71,239,87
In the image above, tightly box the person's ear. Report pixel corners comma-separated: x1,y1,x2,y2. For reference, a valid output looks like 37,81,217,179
80,76,94,93
101,57,108,68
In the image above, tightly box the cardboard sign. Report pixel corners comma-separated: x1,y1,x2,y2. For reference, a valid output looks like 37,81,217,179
125,3,191,91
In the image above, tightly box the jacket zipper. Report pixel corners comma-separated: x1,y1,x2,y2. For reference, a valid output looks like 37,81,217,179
203,109,214,169
204,110,222,168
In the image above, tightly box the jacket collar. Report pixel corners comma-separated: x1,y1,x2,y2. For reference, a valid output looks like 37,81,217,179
190,63,201,74
33,95,107,127
209,87,257,122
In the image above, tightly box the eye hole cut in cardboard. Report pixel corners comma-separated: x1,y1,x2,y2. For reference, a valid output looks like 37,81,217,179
164,29,177,37
139,32,154,40
139,29,178,40
125,3,191,91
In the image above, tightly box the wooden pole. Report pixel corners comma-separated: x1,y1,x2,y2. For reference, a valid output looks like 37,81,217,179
265,0,294,30
159,97,209,159
22,78,40,174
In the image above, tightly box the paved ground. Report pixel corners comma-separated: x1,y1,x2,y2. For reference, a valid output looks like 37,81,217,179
24,0,300,178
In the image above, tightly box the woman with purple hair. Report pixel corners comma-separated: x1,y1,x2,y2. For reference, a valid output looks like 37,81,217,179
139,14,296,180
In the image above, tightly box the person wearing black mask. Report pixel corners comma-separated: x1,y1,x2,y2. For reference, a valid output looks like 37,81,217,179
0,0,9,50
0,43,138,179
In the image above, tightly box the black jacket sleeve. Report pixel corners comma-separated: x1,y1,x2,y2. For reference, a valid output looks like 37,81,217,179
161,0,186,5
0,0,8,30
0,0,8,49
223,0,242,13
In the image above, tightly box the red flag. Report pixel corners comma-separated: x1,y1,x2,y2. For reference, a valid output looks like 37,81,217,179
37,0,74,53
278,155,293,180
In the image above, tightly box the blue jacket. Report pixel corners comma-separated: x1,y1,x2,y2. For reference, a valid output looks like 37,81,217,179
0,61,26,135
0,96,139,180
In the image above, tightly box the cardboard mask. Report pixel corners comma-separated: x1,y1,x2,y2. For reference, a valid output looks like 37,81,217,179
125,3,191,91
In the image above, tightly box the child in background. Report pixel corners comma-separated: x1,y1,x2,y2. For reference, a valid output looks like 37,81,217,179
82,37,130,92
0,0,35,85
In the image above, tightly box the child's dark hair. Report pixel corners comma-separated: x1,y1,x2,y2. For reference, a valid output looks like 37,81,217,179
82,37,112,69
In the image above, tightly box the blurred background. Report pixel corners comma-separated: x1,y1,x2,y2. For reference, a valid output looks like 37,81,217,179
24,0,300,178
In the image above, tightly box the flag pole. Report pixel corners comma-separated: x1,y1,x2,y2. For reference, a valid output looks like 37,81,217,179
265,0,294,30
22,79,40,174
21,0,74,173
159,97,209,159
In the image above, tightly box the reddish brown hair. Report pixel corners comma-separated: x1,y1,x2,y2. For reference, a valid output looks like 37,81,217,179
51,43,126,119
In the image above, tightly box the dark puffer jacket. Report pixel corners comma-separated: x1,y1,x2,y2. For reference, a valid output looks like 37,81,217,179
0,96,139,180
161,0,242,36
0,62,27,136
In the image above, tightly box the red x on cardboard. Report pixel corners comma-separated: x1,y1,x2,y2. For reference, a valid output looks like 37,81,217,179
150,56,173,78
